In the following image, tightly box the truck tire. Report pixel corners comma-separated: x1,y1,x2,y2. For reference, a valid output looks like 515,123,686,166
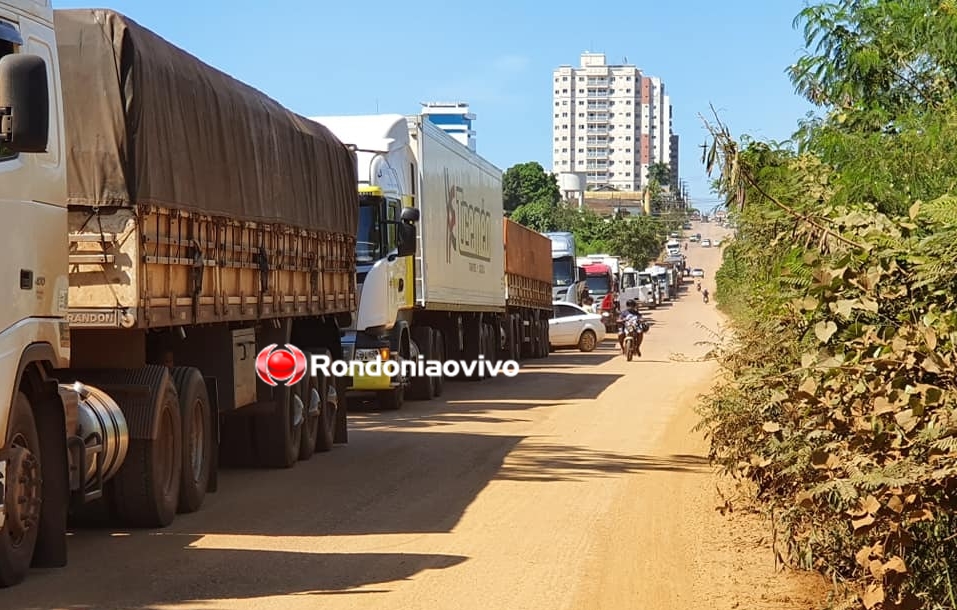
169,367,212,514
408,327,435,400
0,392,41,588
111,376,182,528
253,384,300,469
306,347,338,454
333,374,348,444
297,350,320,460
431,329,445,397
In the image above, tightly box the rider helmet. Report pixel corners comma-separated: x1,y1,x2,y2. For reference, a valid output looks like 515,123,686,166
626,299,637,308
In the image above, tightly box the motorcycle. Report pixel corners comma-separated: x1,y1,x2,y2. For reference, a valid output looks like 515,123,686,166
703,292,710,304
619,318,645,361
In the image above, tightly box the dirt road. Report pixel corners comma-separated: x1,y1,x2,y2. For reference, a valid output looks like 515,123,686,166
3,223,824,610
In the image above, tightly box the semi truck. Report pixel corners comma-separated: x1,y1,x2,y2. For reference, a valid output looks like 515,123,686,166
544,231,586,304
309,114,547,411
0,5,365,586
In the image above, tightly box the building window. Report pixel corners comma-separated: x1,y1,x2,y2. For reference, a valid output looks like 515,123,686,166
625,148,631,153
562,148,568,152
625,112,632,117
562,89,568,93
554,113,559,118
578,148,584,153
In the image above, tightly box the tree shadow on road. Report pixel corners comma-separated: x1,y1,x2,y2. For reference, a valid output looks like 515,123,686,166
497,442,711,482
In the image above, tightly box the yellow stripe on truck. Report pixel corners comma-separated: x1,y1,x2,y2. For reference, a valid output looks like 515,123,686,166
402,195,416,309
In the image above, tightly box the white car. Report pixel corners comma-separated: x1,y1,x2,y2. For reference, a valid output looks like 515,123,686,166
549,302,606,352
701,239,711,247
691,268,705,277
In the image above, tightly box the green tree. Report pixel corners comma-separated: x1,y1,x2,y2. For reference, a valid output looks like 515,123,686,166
502,161,561,212
647,162,671,185
509,200,579,233
607,217,662,269
788,0,957,124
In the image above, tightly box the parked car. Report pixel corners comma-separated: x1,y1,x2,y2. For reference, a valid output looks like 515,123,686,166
549,302,606,352
691,268,705,277
701,238,711,247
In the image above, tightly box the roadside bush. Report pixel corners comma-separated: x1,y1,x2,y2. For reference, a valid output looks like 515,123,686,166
699,143,957,608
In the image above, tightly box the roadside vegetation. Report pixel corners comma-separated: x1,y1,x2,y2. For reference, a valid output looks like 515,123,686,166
698,1,957,608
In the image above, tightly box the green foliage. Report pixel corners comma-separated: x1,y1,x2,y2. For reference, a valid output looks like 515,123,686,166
508,194,679,267
503,161,561,212
695,3,957,607
647,162,671,185
789,0,957,121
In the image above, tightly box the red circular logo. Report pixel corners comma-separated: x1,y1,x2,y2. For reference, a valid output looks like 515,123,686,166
255,344,308,386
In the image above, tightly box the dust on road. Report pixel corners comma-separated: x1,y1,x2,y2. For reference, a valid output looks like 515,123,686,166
3,223,825,610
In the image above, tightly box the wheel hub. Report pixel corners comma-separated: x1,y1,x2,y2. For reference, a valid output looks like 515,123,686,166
4,445,41,542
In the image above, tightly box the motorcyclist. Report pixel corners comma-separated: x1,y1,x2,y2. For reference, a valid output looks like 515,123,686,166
703,288,710,303
617,299,645,357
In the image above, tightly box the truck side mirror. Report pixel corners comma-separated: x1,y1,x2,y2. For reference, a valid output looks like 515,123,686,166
396,222,416,258
400,207,420,223
0,54,49,153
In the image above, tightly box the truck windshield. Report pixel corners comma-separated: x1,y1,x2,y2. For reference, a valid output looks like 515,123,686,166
552,260,574,286
620,273,636,289
586,275,611,295
356,201,382,263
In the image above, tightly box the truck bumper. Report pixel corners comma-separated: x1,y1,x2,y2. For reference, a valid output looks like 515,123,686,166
344,332,398,392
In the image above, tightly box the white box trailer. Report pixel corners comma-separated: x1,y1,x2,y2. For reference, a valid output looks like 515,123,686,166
414,118,506,310
312,114,543,411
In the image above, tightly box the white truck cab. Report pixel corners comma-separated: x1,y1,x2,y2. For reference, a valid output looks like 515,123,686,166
0,0,76,587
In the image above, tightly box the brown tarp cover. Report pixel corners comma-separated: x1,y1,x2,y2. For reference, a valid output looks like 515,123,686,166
53,9,357,236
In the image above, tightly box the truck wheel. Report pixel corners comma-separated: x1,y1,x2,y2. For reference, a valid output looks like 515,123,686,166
170,367,212,514
306,348,338,453
333,375,348,444
408,327,435,400
538,321,550,358
0,392,41,587
315,362,339,452
254,385,301,469
297,350,319,460
111,377,182,528
432,330,445,397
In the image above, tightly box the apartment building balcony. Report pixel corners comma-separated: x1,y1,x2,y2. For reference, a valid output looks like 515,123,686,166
586,127,609,135
586,138,608,146
586,88,610,97
587,113,609,122
586,78,609,86
586,149,609,158
586,102,610,110
586,163,609,171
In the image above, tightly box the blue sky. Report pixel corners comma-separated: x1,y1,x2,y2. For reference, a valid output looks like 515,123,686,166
53,0,819,213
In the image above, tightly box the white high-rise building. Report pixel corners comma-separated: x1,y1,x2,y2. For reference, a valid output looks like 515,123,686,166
552,53,674,191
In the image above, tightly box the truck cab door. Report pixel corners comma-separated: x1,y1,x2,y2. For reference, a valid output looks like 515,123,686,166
384,198,411,312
